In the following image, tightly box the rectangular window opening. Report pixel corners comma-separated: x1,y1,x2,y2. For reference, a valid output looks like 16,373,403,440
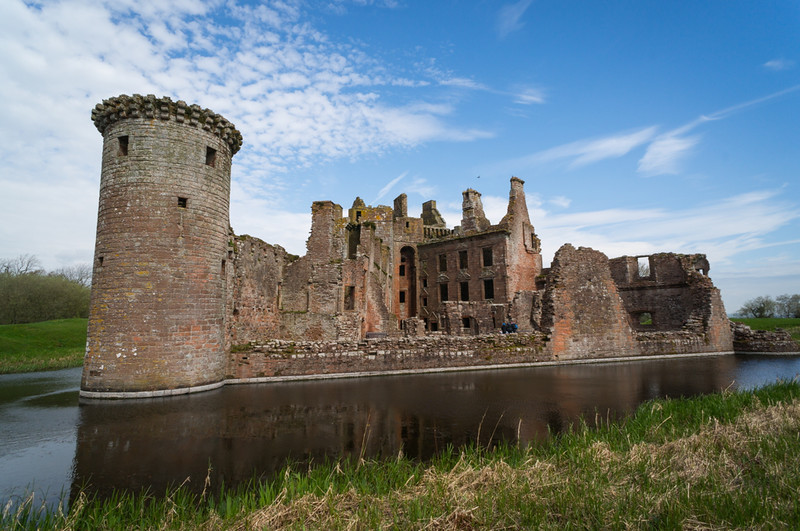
462,317,471,329
482,247,493,267
399,291,406,303
460,281,469,301
459,250,468,270
97,256,104,267
205,146,217,167
177,197,188,208
422,297,428,307
399,264,405,276
221,259,226,275
637,256,651,278
431,322,439,332
344,286,355,311
638,312,653,326
439,283,449,302
483,278,494,300
438,254,447,272
118,135,129,156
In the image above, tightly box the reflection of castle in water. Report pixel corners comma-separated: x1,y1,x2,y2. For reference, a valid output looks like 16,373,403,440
72,356,737,499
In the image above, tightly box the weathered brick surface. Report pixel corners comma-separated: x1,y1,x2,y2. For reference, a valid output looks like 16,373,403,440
540,245,638,359
83,95,238,393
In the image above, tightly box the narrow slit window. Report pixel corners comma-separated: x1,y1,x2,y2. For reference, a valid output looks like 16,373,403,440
177,197,188,208
344,286,355,310
118,136,129,156
422,297,428,307
221,259,226,275
97,256,104,267
399,291,406,303
460,281,469,301
205,146,217,167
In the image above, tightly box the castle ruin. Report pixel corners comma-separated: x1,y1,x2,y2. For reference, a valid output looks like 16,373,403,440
81,95,734,398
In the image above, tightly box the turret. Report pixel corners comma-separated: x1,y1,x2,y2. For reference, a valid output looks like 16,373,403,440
81,94,242,397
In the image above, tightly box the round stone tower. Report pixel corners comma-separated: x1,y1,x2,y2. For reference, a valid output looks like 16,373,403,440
81,94,242,398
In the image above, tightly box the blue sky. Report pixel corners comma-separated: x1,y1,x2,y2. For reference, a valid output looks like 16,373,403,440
1,0,798,314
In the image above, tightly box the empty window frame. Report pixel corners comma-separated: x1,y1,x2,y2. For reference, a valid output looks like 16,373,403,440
399,264,406,276
638,312,653,326
439,283,449,302
399,290,406,303
458,250,468,269
422,278,428,288
344,286,355,310
177,197,188,208
482,247,493,267
637,256,651,278
422,297,428,307
483,278,494,300
205,146,217,167
462,317,471,329
438,254,448,272
460,281,469,301
118,135,129,156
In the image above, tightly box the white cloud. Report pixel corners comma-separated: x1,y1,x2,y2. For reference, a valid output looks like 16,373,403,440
496,0,534,38
506,127,658,170
637,134,699,176
763,58,795,71
374,172,408,202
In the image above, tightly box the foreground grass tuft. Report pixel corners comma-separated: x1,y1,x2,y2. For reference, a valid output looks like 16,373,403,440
6,381,800,529
0,318,87,374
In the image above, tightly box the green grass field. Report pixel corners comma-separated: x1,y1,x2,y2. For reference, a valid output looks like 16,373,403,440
731,317,800,342
0,318,87,374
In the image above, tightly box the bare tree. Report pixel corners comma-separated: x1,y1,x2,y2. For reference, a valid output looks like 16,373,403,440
50,263,93,288
0,254,43,275
775,294,800,318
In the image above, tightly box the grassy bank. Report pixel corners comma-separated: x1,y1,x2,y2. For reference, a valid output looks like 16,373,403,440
7,381,800,529
0,318,87,374
732,317,800,342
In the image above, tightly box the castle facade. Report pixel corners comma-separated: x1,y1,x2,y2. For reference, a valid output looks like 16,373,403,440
81,96,733,398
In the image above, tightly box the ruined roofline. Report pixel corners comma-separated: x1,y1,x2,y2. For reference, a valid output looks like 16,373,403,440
417,226,511,246
91,94,243,155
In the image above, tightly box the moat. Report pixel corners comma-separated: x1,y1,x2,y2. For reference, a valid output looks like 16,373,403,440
2,354,799,512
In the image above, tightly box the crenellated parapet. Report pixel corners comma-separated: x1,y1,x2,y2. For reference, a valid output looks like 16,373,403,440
91,94,243,155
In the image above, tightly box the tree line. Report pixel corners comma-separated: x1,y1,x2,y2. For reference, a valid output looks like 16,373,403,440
736,294,800,319
0,254,92,324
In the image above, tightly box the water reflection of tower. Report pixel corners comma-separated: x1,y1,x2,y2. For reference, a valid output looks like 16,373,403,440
82,95,242,396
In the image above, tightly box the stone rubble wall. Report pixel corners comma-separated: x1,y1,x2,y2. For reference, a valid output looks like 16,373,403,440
731,322,800,353
229,332,550,380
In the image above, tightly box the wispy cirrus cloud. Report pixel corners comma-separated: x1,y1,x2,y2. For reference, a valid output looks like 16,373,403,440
763,58,795,71
499,127,658,170
496,0,534,38
637,84,800,175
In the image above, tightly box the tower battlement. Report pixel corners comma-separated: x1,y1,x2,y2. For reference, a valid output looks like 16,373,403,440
91,94,243,155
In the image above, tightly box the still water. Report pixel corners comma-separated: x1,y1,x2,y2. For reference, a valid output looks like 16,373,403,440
1,354,799,511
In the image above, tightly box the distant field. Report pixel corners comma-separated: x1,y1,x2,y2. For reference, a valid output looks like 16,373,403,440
731,318,800,342
0,318,87,374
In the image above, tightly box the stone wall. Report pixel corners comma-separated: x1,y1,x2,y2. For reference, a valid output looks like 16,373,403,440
731,322,800,353
228,332,550,380
539,245,638,359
